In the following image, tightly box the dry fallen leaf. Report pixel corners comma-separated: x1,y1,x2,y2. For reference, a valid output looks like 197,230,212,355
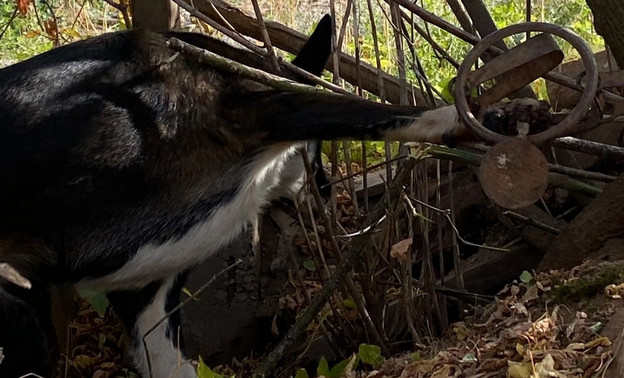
584,336,611,349
534,353,557,377
605,283,624,299
507,361,532,378
390,238,412,261
520,285,539,303
16,0,31,15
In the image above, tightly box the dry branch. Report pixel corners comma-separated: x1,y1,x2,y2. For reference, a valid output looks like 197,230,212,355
256,157,419,376
250,0,280,72
167,37,351,96
551,136,624,162
195,0,420,104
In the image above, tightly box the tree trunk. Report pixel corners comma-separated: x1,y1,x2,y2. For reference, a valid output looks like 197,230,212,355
539,174,624,270
586,0,624,68
130,0,179,31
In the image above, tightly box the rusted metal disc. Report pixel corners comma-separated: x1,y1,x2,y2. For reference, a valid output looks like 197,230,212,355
455,22,599,145
479,138,549,209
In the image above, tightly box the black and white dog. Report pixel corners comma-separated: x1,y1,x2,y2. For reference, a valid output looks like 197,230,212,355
0,17,469,378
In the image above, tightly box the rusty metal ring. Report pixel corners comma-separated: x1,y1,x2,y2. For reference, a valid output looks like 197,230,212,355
454,22,599,145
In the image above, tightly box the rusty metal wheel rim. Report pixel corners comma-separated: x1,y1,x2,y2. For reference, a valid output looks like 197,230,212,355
454,22,599,145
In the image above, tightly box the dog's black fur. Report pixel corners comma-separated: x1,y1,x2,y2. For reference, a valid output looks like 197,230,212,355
0,16,469,378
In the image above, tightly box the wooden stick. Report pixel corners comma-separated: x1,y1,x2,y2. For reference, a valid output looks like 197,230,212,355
170,0,266,56
198,0,418,104
446,0,474,33
250,0,280,72
167,37,354,96
552,136,624,161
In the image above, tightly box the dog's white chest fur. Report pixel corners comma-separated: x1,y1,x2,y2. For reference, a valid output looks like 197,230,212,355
78,143,301,292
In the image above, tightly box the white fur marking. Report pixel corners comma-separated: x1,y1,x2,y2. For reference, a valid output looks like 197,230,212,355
131,277,196,378
78,143,302,292
386,105,459,143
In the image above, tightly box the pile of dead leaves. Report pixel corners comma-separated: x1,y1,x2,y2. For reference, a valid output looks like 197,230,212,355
59,258,624,378
55,296,137,378
362,259,624,378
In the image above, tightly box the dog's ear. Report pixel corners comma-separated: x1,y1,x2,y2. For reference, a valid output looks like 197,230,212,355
292,14,332,77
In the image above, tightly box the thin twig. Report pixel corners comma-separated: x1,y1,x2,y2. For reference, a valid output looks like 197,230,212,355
402,18,437,106
448,161,464,289
342,141,360,216
548,164,616,182
250,0,280,73
102,0,132,29
552,136,624,161
257,157,419,376
502,211,562,234
335,215,388,238
405,194,510,252
32,0,46,37
365,0,393,187
398,18,449,104
69,0,88,33
302,149,390,355
390,1,409,105
336,0,354,55
167,37,354,96
401,194,421,343
329,0,341,235
446,0,475,33
305,196,332,280
170,0,266,55
352,0,368,212
435,160,445,286
0,8,18,41
293,202,325,284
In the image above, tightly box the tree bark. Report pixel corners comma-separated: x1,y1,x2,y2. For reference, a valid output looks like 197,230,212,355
539,173,624,270
586,0,624,68
130,0,179,31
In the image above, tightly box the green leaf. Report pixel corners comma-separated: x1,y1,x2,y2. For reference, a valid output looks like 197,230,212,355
303,259,316,272
461,353,477,363
329,358,351,378
315,356,353,378
317,357,330,377
411,351,422,362
589,322,603,334
519,271,533,284
343,297,357,310
294,368,309,378
358,343,385,368
197,356,227,378
84,293,109,317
